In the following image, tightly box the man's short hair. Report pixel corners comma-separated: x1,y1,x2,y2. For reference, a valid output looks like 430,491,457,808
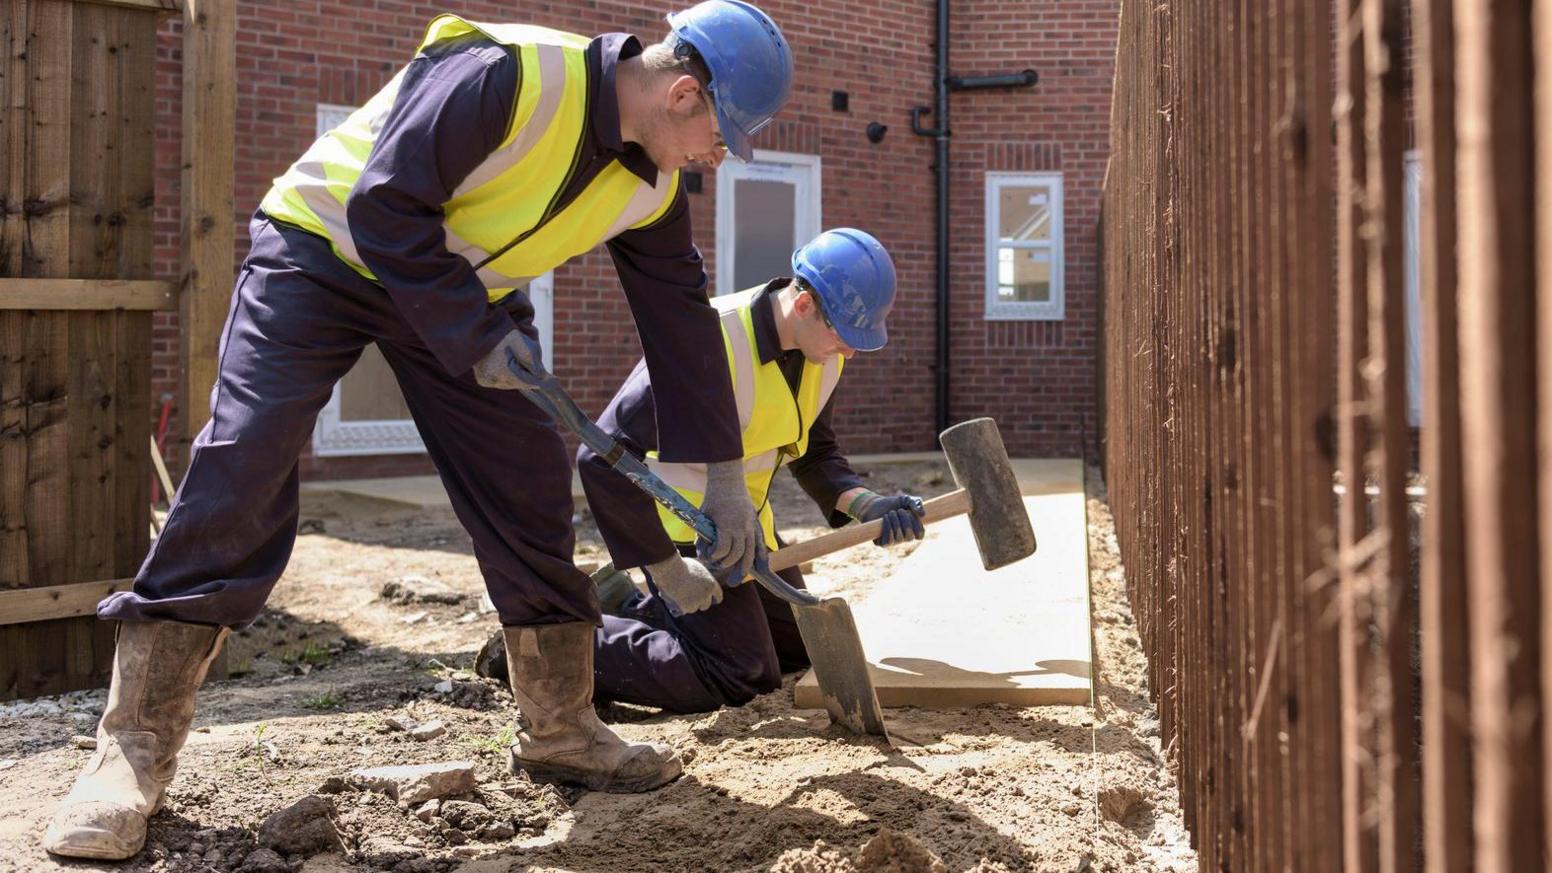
641,37,713,89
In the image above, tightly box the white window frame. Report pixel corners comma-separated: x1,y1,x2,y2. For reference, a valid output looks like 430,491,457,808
308,103,554,457
714,149,822,297
984,171,1065,321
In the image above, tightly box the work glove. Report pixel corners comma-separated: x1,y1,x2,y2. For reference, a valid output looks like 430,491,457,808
644,554,724,616
472,329,548,391
697,460,762,585
846,490,927,546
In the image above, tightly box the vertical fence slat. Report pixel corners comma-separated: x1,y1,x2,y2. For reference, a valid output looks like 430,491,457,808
1456,2,1544,870
1362,0,1421,868
1415,0,1471,868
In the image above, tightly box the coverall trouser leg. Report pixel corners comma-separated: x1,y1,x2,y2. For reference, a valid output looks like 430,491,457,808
99,216,595,629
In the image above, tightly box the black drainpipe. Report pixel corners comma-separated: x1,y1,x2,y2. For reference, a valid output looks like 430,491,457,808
910,0,951,437
912,2,1038,438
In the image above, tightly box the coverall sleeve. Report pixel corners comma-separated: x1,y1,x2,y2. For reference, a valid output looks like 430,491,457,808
787,397,868,529
346,38,518,378
606,189,743,464
576,360,682,570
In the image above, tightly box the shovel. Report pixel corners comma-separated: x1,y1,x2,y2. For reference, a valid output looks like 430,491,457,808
507,352,891,739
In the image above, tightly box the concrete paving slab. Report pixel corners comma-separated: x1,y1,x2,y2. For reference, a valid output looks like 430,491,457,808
299,453,949,513
794,458,1092,709
300,472,585,510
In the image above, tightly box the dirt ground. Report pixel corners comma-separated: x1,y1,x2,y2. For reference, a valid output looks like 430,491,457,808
0,461,1196,873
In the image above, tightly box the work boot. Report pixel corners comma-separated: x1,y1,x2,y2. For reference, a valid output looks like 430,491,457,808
504,622,682,793
43,620,228,860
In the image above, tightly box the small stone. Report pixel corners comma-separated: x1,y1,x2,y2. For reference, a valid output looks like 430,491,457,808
385,715,418,732
71,735,97,750
194,725,211,733
440,800,494,832
380,575,466,606
237,847,290,873
256,795,346,856
433,680,454,694
1063,803,1082,817
0,760,14,771
478,821,515,841
316,776,349,794
408,720,446,741
441,827,468,846
350,762,477,805
414,800,440,823
402,612,428,625
474,632,507,681
204,848,223,865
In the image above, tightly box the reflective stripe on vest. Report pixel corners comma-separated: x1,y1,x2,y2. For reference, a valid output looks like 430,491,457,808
647,287,844,549
258,15,681,300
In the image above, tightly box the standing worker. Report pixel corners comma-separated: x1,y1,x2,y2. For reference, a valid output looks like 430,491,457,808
577,229,928,713
45,1,793,861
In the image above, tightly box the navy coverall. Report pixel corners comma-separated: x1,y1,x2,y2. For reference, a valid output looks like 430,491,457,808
581,280,867,712
99,34,743,629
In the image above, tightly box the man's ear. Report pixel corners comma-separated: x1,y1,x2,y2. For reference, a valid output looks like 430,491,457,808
666,74,701,112
793,287,818,317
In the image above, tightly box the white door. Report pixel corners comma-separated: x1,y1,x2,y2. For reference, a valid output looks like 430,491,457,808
715,150,821,296
309,104,555,457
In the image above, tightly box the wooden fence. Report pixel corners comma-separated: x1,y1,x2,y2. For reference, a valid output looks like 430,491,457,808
1102,0,1547,869
0,0,231,700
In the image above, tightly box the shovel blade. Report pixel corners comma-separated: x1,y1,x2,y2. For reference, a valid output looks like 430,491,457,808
793,597,889,741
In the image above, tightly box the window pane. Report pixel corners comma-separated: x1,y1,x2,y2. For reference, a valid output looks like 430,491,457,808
998,184,1054,243
733,178,796,290
996,246,1051,302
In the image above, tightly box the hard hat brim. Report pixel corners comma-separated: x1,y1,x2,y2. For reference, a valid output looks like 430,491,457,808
834,320,887,353
716,105,755,162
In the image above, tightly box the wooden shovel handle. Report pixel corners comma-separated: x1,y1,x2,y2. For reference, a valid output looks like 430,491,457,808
767,489,972,572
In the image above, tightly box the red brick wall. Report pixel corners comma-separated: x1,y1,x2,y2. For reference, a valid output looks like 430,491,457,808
151,0,1116,477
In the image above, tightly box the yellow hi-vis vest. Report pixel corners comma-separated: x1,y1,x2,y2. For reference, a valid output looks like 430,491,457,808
259,15,681,300
647,287,844,551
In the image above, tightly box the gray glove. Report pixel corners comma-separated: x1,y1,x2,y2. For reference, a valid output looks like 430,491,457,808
698,460,762,583
472,329,547,391
644,554,724,615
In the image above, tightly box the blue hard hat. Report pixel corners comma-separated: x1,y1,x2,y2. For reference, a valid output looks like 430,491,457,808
791,229,897,352
666,0,793,162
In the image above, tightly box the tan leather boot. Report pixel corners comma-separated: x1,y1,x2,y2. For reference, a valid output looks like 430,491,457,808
504,622,682,793
43,620,228,860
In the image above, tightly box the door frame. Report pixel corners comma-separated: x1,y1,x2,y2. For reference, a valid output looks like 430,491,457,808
714,149,822,297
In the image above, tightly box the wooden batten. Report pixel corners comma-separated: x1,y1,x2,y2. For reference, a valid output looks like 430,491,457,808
0,278,176,310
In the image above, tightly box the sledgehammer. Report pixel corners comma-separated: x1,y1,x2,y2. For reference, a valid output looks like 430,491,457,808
768,417,1037,573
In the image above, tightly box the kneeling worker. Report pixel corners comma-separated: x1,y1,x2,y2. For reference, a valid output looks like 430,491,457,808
577,228,927,713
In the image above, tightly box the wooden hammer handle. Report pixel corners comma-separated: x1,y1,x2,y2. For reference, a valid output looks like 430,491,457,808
767,489,973,572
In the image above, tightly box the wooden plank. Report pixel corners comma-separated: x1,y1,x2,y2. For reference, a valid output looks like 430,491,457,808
70,0,180,15
179,0,235,441
1538,0,1552,862
1362,1,1420,869
1335,0,1377,867
1456,1,1545,870
0,5,24,275
1415,0,1472,868
0,279,175,310
1294,2,1342,868
0,579,131,626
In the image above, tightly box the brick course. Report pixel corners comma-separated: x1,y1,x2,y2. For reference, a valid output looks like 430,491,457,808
150,0,1117,476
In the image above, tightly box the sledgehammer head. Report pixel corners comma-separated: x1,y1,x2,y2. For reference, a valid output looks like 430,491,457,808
939,418,1037,570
